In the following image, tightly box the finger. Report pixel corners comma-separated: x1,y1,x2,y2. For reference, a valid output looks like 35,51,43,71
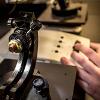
90,42,99,49
77,79,90,94
90,42,100,53
90,42,100,49
77,67,93,84
71,51,99,75
77,79,98,98
60,57,74,66
74,43,100,67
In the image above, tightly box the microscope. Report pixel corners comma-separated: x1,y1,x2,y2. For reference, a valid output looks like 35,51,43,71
0,12,50,100
0,11,77,100
0,1,78,100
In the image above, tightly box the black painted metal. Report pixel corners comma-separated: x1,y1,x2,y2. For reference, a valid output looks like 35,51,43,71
0,12,41,100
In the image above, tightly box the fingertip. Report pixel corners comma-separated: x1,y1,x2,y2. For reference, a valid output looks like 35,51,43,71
71,51,76,57
74,43,81,48
73,43,82,53
60,57,67,64
90,42,99,50
60,57,74,65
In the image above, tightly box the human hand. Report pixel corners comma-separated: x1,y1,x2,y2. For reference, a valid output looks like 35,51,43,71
61,43,100,100
90,42,100,55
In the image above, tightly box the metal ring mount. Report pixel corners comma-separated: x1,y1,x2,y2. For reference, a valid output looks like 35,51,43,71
0,12,41,100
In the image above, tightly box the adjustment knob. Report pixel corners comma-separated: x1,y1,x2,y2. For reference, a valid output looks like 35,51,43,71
33,78,44,91
8,39,22,53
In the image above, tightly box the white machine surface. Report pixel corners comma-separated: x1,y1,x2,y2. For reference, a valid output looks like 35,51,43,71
38,29,90,62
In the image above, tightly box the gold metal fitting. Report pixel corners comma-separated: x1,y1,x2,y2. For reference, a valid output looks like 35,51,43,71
8,39,22,53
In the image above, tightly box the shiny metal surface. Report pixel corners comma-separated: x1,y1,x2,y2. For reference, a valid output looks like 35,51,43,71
0,12,40,99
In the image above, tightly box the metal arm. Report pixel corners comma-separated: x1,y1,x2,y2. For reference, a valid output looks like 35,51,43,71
0,12,42,100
